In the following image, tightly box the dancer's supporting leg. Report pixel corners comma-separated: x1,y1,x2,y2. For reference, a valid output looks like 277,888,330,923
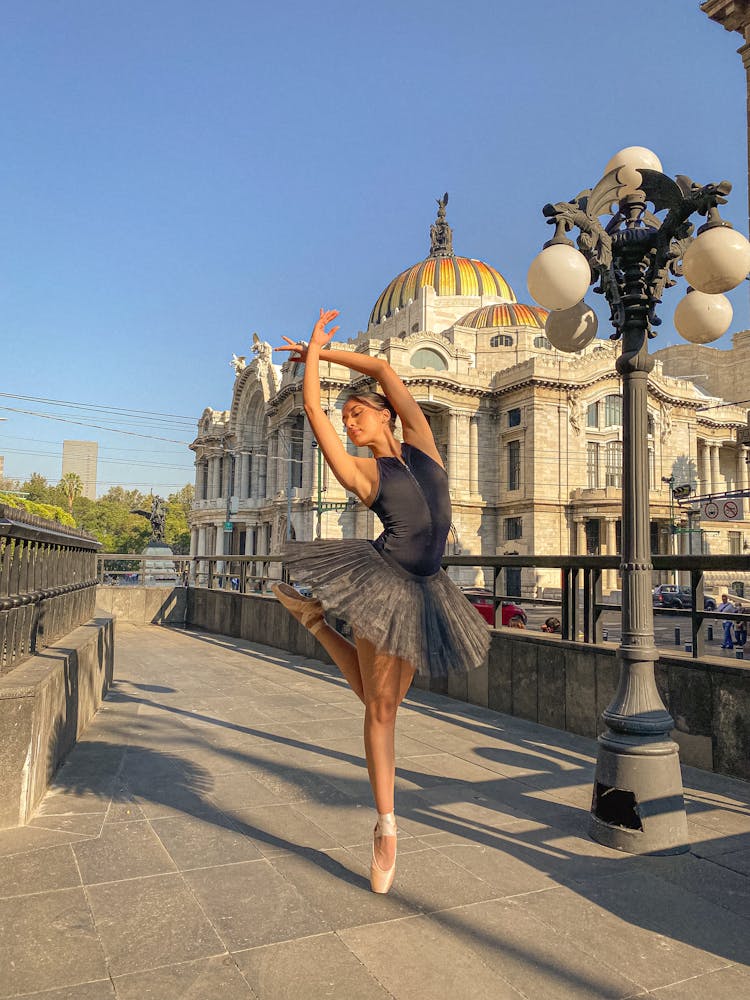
356,633,415,870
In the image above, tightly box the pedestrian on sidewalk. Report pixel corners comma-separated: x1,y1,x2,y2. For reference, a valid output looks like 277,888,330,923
718,593,736,648
271,308,489,895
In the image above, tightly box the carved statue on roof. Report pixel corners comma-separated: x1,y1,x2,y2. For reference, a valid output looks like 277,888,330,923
429,191,454,258
230,354,246,376
251,332,273,365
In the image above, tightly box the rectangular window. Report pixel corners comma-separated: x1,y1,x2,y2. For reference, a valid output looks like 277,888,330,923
605,440,622,488
587,402,599,428
505,516,522,540
604,394,622,427
507,440,521,491
729,531,742,555
586,442,600,489
508,407,521,427
290,415,304,489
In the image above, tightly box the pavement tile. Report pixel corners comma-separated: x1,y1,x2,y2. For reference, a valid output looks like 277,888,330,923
0,845,80,898
235,932,391,999
0,824,97,858
205,769,295,810
86,873,224,976
647,965,750,997
72,820,177,885
432,843,557,897
290,797,378,845
0,886,106,998
113,955,257,999
28,815,106,838
514,875,744,991
18,982,116,999
184,859,329,951
438,898,644,999
34,785,113,817
269,848,419,928
229,802,340,856
711,847,750,877
150,811,264,870
250,765,360,806
339,914,526,999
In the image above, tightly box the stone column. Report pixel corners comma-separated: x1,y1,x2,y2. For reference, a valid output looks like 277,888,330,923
741,445,750,491
605,517,618,592
576,519,587,556
710,443,721,495
469,416,479,495
699,440,710,495
238,452,249,500
455,412,470,495
448,412,458,494
302,420,314,495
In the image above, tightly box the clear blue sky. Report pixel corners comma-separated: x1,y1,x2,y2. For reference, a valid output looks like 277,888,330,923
1,1,748,494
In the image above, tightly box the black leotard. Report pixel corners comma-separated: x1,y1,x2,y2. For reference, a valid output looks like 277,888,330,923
369,443,451,577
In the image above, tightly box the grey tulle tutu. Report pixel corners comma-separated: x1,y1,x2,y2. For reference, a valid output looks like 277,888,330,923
281,539,489,678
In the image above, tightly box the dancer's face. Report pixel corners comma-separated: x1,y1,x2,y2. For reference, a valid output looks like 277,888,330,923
342,399,390,448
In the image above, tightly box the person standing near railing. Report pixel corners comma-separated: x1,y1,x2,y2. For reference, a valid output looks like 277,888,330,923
718,593,736,649
270,308,489,894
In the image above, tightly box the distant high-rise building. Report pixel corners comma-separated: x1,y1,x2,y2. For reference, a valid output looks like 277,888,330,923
62,440,98,500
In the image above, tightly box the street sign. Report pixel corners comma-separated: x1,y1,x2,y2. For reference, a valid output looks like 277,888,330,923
700,499,744,521
672,484,692,499
223,521,233,532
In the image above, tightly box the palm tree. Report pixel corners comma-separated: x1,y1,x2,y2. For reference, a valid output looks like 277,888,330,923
59,472,83,513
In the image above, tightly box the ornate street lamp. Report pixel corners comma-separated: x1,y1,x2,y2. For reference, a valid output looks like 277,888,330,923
529,146,750,854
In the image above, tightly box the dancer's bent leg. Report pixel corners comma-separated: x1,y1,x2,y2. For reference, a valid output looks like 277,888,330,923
356,633,415,870
313,623,365,704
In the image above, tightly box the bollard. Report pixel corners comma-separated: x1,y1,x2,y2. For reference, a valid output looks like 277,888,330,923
684,641,693,654
736,648,745,660
674,627,681,646
707,625,714,642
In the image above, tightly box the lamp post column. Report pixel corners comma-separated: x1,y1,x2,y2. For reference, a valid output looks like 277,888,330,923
591,244,688,854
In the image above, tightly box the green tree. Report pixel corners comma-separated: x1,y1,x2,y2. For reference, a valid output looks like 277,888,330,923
59,472,83,513
22,473,54,503
165,484,194,554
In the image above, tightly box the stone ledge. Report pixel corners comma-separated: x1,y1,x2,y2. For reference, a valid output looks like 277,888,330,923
0,615,115,829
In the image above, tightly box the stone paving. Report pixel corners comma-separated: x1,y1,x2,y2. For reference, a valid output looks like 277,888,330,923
1,623,749,1000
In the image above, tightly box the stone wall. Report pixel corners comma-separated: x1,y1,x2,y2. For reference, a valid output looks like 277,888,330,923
0,615,114,828
186,589,750,781
96,585,187,626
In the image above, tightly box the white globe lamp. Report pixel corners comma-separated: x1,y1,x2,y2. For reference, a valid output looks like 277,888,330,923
682,226,750,294
673,289,733,344
604,146,663,199
527,244,591,311
545,301,599,352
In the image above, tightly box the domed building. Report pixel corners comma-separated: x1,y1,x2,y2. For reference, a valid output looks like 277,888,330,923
189,197,750,600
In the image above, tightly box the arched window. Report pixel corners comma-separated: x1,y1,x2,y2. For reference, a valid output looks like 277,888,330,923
490,334,513,347
534,335,552,350
647,413,655,437
410,348,448,371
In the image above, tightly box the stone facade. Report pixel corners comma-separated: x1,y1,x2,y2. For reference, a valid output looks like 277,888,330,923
189,210,750,597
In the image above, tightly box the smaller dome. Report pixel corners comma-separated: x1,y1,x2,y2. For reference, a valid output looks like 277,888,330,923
457,303,548,330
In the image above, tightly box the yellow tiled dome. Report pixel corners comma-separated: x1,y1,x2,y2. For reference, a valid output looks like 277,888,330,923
368,194,516,327
457,303,549,330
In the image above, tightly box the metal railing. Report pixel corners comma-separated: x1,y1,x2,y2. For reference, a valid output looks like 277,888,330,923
97,553,192,587
0,505,101,674
189,551,750,660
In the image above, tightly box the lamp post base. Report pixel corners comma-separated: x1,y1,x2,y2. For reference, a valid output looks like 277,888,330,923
589,735,690,855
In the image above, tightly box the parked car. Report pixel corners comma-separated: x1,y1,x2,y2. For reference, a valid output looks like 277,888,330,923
461,588,527,627
652,584,716,611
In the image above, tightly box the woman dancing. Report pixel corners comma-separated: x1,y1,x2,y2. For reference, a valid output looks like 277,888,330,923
272,308,489,893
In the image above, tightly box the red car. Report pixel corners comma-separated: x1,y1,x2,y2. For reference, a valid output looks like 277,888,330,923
461,588,527,627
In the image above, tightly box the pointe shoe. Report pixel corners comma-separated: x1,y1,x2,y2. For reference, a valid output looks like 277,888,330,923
271,582,326,636
370,812,397,894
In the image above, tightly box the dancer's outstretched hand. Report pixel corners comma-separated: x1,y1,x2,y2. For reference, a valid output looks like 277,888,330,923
274,308,339,362
310,307,339,347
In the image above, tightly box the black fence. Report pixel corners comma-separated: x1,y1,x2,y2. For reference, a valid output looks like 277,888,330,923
0,505,101,675
187,551,750,661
